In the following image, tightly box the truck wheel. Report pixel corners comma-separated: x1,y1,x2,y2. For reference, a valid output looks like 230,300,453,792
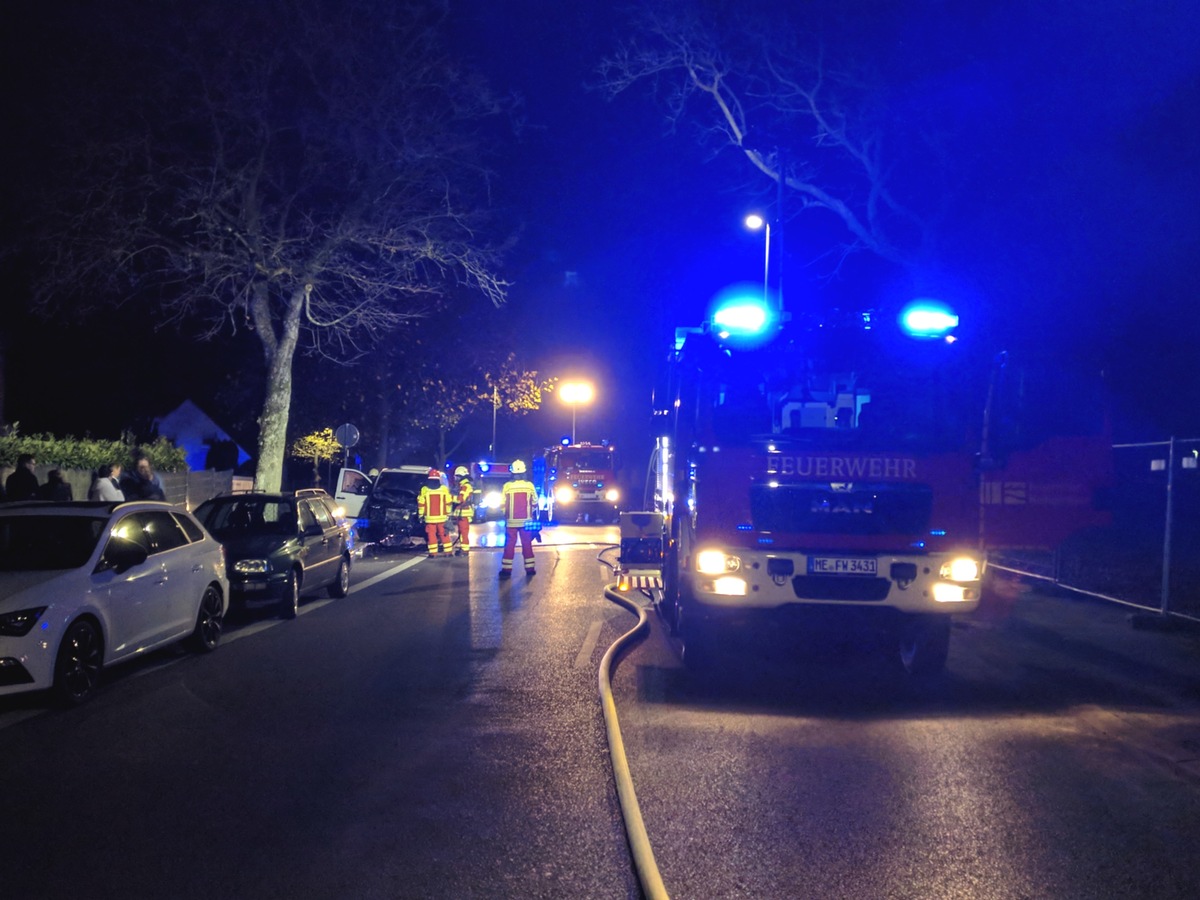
677,601,716,671
659,547,682,635
894,616,951,675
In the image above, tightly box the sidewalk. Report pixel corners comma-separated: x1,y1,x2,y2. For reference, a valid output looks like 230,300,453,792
970,578,1200,783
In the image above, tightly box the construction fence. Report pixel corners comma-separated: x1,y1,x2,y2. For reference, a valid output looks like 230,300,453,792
991,437,1200,625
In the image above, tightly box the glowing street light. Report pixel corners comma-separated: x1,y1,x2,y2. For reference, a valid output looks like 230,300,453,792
559,381,594,444
744,213,770,308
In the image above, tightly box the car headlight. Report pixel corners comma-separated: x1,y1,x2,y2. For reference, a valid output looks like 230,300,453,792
940,556,980,582
604,488,620,503
234,559,271,574
483,491,503,509
696,549,740,575
554,486,576,504
0,606,47,637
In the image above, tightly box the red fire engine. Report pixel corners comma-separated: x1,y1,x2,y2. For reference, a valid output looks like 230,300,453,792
534,441,620,523
650,296,1112,673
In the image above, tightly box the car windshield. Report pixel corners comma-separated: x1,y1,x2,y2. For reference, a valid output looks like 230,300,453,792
370,472,426,499
0,515,107,571
195,498,298,537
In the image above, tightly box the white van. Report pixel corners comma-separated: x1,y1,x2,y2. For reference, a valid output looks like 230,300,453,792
332,465,443,521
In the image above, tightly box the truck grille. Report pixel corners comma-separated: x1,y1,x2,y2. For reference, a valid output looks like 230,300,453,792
791,575,891,601
749,482,932,536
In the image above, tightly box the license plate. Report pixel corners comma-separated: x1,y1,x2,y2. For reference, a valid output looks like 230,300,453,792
807,556,878,576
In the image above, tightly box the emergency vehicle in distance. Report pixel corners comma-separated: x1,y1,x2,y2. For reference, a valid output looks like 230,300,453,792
651,292,1113,674
469,461,516,522
532,441,620,523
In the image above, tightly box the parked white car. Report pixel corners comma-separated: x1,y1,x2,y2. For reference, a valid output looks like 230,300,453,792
0,500,229,705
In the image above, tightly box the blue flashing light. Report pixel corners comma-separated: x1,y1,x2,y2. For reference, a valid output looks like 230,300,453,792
899,299,959,339
713,302,768,334
757,536,775,545
736,523,753,531
478,461,490,473
929,529,947,537
707,284,778,348
560,436,571,446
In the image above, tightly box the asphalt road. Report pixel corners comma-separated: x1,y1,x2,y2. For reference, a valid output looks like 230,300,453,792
2,524,1199,899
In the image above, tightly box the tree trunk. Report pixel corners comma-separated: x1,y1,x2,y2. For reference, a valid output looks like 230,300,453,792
252,286,305,492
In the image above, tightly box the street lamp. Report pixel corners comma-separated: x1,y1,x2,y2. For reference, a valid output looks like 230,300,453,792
559,381,594,444
744,213,770,309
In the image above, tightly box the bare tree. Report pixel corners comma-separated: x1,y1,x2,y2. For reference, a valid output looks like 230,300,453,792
596,4,933,269
26,0,509,490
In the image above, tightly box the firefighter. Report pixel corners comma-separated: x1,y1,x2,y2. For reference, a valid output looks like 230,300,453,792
451,465,474,555
417,469,453,557
500,459,538,578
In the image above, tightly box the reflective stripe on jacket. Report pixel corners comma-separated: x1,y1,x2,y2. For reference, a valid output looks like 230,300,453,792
418,485,452,523
454,479,475,518
502,479,538,526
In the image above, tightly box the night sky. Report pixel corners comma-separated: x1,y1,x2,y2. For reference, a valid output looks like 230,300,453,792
2,0,1198,462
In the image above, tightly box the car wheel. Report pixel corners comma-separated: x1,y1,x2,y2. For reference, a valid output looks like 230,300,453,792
53,619,103,706
279,569,301,619
895,616,951,676
327,555,350,598
187,585,225,653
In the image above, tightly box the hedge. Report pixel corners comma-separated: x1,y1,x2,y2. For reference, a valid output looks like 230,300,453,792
0,432,189,473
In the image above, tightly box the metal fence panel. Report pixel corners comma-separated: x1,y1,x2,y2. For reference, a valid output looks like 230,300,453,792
994,437,1200,623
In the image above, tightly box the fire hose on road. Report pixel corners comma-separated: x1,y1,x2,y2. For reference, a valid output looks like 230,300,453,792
600,580,671,900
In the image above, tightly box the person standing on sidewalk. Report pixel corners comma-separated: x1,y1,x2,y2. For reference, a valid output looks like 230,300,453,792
6,454,40,501
500,459,538,578
417,469,453,557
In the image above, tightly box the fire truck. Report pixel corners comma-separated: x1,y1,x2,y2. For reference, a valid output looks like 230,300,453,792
534,441,621,523
651,295,1112,673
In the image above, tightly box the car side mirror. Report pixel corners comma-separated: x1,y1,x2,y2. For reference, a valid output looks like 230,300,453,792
103,537,150,574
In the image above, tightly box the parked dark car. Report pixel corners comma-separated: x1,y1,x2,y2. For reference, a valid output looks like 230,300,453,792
193,488,352,618
357,466,444,548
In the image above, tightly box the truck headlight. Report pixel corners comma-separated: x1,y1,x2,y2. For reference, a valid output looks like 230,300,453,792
696,549,740,575
555,486,576,504
712,576,748,596
940,556,980,582
604,488,620,503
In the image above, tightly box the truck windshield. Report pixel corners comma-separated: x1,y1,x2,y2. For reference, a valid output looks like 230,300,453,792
558,451,611,469
704,329,979,453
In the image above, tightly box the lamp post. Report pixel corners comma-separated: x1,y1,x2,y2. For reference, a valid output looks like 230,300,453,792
490,385,499,458
559,381,594,444
744,213,770,309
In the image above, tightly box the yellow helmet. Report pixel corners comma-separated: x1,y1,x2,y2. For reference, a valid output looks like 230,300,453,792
510,459,527,474
454,465,469,477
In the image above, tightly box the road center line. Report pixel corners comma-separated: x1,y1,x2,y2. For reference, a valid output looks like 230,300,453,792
350,556,425,593
574,620,604,669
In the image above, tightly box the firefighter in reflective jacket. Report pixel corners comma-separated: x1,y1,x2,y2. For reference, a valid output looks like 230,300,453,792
500,459,538,577
417,469,453,557
451,465,474,555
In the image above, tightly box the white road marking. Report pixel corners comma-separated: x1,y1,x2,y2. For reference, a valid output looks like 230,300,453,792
574,620,604,669
349,556,425,593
